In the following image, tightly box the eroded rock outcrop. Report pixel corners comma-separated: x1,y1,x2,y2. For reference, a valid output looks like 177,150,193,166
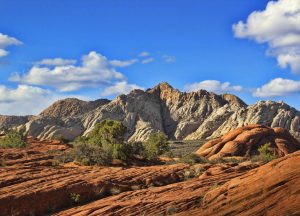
196,124,300,160
1,82,300,141
0,115,34,130
1,135,299,216
40,98,110,118
183,150,300,216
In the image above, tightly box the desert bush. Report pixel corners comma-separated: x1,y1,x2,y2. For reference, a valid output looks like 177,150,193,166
209,182,219,190
209,157,226,164
69,193,81,204
129,141,145,156
183,169,196,179
109,186,123,195
88,119,127,146
103,143,134,161
257,143,277,162
179,153,207,165
55,143,112,166
163,151,175,158
166,205,177,215
70,121,171,165
0,129,26,148
53,151,75,165
73,136,88,145
143,132,169,160
54,135,70,144
193,165,206,176
73,143,112,166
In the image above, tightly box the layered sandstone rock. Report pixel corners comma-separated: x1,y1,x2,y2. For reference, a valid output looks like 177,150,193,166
1,135,299,216
56,151,300,216
183,150,300,216
196,124,300,160
1,82,300,141
55,162,260,216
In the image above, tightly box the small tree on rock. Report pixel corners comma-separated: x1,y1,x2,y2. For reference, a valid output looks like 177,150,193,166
143,132,169,160
88,119,127,146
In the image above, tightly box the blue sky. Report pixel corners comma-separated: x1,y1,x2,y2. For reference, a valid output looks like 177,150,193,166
0,0,300,115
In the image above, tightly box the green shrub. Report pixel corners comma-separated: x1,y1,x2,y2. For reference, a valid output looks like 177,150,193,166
179,153,207,165
54,135,70,144
53,151,75,165
166,205,177,215
73,143,112,166
143,132,169,160
0,129,26,148
209,157,226,164
209,182,219,190
163,151,175,158
183,169,196,179
129,141,145,156
73,136,88,145
88,119,127,146
257,143,277,162
55,143,112,166
103,143,133,161
68,121,171,165
69,193,80,204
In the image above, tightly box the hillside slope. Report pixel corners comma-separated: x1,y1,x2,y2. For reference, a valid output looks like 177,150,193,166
1,82,300,141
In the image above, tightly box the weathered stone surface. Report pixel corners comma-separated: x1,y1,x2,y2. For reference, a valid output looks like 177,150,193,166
1,83,300,141
40,98,110,118
0,115,34,130
0,139,189,216
54,161,261,216
196,124,300,160
0,135,299,216
182,150,300,216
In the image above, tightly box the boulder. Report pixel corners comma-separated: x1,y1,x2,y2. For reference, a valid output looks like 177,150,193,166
196,124,300,160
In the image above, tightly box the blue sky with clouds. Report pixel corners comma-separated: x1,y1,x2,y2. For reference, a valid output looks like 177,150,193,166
0,0,300,115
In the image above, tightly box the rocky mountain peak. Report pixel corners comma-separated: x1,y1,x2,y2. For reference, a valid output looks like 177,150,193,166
221,94,247,108
155,82,174,90
39,98,110,118
1,82,300,142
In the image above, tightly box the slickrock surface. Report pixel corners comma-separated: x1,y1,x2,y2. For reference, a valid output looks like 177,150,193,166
196,124,300,160
181,150,300,216
0,163,191,216
54,162,260,216
0,137,68,167
1,82,300,141
0,139,190,216
1,137,298,216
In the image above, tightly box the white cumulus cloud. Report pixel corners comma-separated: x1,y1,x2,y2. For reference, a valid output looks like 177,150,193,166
253,78,300,97
10,51,131,92
0,85,91,115
233,0,300,73
35,58,77,66
100,81,144,97
0,33,22,57
109,58,138,67
184,80,243,93
0,85,53,115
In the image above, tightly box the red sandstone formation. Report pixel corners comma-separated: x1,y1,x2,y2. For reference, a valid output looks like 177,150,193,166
181,150,300,216
0,134,299,216
196,124,300,160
